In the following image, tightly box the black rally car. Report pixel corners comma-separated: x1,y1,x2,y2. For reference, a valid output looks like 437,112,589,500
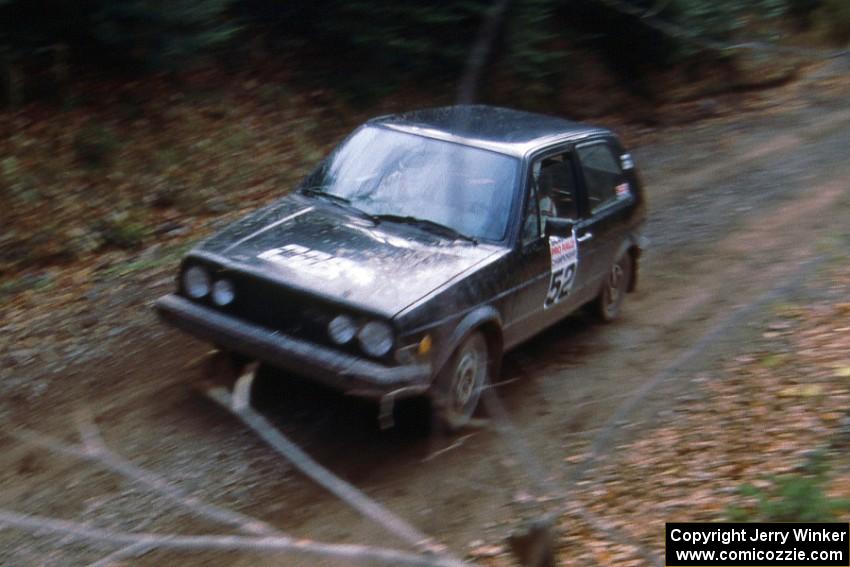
156,105,647,429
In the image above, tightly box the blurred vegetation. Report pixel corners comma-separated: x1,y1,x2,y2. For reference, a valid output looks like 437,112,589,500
93,0,238,70
727,451,850,522
0,0,843,285
1,0,843,106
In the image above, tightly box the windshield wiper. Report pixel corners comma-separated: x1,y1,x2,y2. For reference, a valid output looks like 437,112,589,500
372,214,478,244
299,187,375,221
300,186,352,204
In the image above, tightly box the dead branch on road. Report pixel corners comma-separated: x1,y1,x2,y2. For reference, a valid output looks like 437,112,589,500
11,423,278,537
0,509,466,567
87,541,152,567
8,410,465,567
207,385,461,563
421,433,478,463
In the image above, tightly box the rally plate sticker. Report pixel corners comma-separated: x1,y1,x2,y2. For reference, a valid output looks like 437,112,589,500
545,231,578,309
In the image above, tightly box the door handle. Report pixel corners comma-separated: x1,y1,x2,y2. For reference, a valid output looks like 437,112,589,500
577,232,593,243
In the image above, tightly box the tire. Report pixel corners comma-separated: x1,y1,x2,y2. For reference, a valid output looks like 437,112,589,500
593,252,633,323
433,331,489,431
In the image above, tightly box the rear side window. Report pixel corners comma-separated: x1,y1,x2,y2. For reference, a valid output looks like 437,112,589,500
577,142,626,215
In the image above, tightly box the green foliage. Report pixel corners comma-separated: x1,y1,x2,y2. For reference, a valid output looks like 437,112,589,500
668,0,787,40
296,1,493,86
0,0,236,71
0,1,91,54
96,214,149,250
93,0,237,69
726,452,850,522
1,156,19,179
0,0,812,103
0,273,54,299
505,0,565,86
242,0,567,95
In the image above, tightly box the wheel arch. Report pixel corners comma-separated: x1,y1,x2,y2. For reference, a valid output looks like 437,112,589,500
435,305,504,383
616,236,642,293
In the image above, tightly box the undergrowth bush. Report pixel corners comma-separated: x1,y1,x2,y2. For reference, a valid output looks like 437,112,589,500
727,451,850,522
96,214,149,250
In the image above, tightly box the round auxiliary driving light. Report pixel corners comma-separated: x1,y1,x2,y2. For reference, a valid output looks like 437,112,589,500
212,279,235,306
183,266,211,299
328,315,357,345
357,321,394,357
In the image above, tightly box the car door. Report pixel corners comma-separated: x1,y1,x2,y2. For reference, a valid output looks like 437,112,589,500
573,138,635,293
503,146,586,347
502,163,549,347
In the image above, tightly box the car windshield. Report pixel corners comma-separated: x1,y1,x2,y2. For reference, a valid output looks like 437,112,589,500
301,126,519,241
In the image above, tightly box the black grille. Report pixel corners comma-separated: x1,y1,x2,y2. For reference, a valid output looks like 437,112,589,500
213,271,370,359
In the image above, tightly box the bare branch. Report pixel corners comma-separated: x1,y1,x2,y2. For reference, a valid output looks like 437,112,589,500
10,412,466,566
11,427,279,537
0,509,466,567
421,433,477,463
87,541,152,567
206,386,458,560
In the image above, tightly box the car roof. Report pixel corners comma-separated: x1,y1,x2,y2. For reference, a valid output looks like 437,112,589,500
370,105,611,158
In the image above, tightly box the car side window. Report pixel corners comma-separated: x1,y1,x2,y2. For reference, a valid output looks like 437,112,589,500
576,141,625,215
522,150,579,244
539,153,579,221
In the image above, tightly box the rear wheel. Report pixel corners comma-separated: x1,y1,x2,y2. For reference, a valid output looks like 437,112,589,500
593,252,633,323
433,332,489,431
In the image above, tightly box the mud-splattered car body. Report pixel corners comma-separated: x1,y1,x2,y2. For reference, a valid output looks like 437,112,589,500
155,105,647,427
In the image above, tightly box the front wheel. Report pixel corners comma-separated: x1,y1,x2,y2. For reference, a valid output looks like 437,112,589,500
593,252,633,323
433,332,489,431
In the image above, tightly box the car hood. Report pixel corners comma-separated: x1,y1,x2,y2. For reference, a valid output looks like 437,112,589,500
197,195,506,317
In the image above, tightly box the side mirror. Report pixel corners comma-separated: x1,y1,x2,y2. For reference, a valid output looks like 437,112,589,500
545,218,574,238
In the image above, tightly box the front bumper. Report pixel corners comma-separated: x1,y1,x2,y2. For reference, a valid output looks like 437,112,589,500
155,294,432,398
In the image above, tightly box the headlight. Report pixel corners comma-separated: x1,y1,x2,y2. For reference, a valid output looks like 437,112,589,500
183,266,210,299
328,315,357,344
357,320,394,357
212,279,235,306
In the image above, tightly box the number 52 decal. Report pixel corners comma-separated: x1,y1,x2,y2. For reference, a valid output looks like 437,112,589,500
544,232,579,309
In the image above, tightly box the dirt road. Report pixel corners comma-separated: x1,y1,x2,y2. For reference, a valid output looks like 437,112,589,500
1,63,848,566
